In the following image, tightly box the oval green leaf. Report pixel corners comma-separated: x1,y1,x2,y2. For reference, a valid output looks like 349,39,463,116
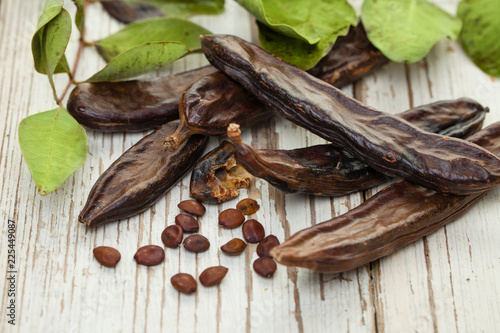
258,21,350,70
236,0,356,45
95,17,210,61
18,107,87,196
73,0,85,34
32,3,71,77
458,0,500,77
86,42,190,82
361,0,462,63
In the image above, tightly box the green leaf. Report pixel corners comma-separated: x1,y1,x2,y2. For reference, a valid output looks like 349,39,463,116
361,0,462,63
18,107,87,196
32,9,72,99
73,0,85,34
86,42,190,82
95,17,210,61
458,0,500,77
258,21,349,70
236,0,356,69
32,2,72,77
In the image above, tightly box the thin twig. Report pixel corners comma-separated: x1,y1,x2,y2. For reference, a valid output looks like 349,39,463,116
57,0,89,106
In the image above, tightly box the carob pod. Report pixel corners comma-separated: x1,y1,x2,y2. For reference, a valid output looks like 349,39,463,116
227,99,487,196
164,71,271,151
101,0,164,24
190,141,252,204
271,122,500,273
307,23,389,87
79,121,208,228
67,66,216,132
201,34,500,195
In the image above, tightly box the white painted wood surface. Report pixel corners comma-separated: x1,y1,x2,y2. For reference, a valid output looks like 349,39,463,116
1,0,499,332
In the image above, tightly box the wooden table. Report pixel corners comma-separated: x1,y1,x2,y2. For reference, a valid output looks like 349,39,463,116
1,0,499,332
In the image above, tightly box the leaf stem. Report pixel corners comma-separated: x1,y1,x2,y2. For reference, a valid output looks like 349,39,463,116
57,0,89,105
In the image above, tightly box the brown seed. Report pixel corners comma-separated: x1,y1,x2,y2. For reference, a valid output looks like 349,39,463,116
242,219,265,243
199,266,229,287
236,198,260,215
253,257,277,278
220,238,247,256
178,200,206,216
257,235,280,257
175,214,199,233
218,208,245,228
93,246,121,267
161,225,184,248
134,245,165,266
183,235,210,253
171,273,197,294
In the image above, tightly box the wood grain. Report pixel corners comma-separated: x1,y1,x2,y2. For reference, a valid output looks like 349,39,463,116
1,0,499,332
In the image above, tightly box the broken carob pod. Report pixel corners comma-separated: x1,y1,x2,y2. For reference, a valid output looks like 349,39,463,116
79,121,208,228
227,99,487,196
307,23,389,87
202,34,500,195
67,66,216,132
164,71,271,151
190,141,252,204
271,122,500,273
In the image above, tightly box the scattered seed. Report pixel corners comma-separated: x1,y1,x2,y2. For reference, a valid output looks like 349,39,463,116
93,246,121,267
242,219,265,243
256,235,280,257
175,214,199,233
218,208,245,228
199,266,229,287
220,238,247,256
236,198,260,215
253,257,277,278
178,200,206,216
161,225,184,248
171,273,197,294
134,245,165,266
183,235,210,253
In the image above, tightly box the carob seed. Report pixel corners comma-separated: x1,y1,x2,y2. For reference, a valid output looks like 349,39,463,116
161,225,184,248
242,219,265,243
171,273,197,294
178,200,206,216
253,257,277,278
220,238,247,256
175,214,199,233
184,235,210,253
93,246,121,267
134,245,165,266
218,208,245,228
236,198,260,215
257,235,280,258
199,266,229,287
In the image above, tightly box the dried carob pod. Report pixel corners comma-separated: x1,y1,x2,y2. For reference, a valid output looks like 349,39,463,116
79,121,208,228
227,99,487,196
271,123,500,273
67,66,216,132
202,34,500,195
101,0,164,24
307,23,389,87
190,141,252,204
164,72,271,151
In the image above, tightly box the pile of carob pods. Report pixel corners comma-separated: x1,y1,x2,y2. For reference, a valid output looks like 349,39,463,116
68,26,500,292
